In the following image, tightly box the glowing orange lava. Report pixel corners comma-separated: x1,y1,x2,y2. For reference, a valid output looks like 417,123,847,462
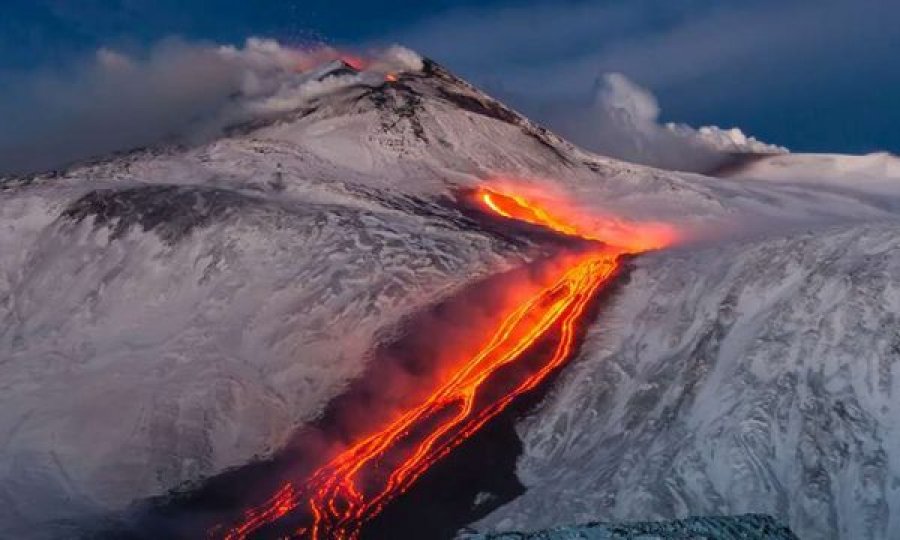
291,49,371,74
216,186,673,540
476,187,676,253
339,54,367,71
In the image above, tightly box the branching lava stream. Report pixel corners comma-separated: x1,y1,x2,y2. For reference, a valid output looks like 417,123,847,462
215,187,674,539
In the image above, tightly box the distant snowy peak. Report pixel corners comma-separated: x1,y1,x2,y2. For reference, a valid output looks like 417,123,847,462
719,152,900,196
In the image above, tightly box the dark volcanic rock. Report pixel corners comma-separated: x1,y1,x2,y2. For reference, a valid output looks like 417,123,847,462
62,185,252,244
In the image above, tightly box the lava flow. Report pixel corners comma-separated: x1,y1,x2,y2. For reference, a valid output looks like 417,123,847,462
215,187,673,540
476,186,676,253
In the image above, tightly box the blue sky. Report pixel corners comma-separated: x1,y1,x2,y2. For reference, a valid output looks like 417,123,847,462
2,0,899,156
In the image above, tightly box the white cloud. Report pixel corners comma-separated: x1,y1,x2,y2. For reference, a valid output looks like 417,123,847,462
374,45,425,73
669,125,785,155
544,72,784,172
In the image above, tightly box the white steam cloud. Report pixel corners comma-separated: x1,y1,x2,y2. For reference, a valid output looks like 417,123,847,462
0,39,423,175
546,73,785,173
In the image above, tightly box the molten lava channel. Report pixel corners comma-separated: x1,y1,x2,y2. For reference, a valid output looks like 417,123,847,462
216,187,672,540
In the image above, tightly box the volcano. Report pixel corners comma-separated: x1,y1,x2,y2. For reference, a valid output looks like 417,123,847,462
3,49,900,540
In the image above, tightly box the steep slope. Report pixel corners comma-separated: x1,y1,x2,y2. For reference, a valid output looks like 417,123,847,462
476,223,900,540
0,180,537,538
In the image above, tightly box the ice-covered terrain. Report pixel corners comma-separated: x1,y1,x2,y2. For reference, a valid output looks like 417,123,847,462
723,152,900,201
462,514,797,539
2,47,900,539
475,223,900,540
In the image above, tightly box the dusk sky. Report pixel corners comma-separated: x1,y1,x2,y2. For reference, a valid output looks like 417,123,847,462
2,0,899,155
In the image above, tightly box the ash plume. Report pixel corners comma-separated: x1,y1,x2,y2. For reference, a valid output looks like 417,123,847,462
0,39,422,176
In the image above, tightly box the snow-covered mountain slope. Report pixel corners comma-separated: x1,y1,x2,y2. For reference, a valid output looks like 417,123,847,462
476,223,900,540
467,153,900,540
462,514,797,539
722,152,900,201
2,50,900,540
0,181,536,538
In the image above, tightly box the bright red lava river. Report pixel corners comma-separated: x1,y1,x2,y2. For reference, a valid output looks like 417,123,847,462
215,187,675,539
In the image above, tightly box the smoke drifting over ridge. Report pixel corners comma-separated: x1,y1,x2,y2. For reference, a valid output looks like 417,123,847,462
530,73,785,173
0,39,422,176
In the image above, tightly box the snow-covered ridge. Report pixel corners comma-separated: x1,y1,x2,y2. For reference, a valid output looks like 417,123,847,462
723,152,900,198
